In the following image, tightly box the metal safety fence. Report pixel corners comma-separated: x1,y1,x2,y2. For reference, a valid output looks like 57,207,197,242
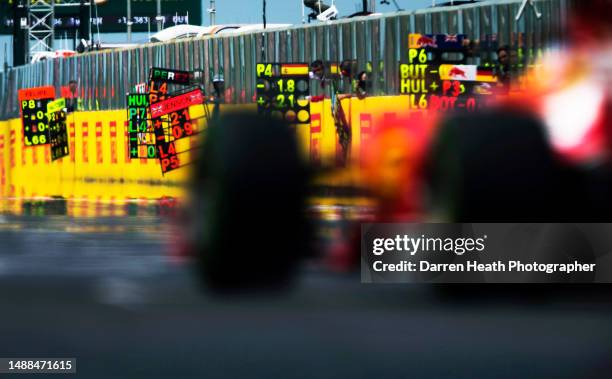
0,0,568,120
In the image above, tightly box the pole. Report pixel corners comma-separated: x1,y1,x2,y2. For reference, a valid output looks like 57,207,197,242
362,0,368,13
210,0,216,26
261,0,266,61
12,0,27,66
263,0,267,29
4,42,8,72
156,0,162,31
127,0,132,43
89,0,93,46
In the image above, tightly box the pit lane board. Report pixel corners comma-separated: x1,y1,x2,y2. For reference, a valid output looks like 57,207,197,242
256,63,311,124
47,98,70,161
148,66,204,174
400,33,497,111
18,86,56,147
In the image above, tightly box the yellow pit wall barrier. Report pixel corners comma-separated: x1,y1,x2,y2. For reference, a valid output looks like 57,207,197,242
0,95,421,202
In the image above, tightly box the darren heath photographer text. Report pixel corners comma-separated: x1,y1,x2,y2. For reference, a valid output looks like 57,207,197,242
370,235,596,274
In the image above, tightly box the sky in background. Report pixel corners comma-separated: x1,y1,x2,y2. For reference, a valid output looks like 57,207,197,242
208,0,436,24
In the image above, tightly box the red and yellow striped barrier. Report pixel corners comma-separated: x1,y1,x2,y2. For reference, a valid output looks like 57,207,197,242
0,96,425,201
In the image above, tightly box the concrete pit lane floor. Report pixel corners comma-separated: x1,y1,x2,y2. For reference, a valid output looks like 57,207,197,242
0,203,611,379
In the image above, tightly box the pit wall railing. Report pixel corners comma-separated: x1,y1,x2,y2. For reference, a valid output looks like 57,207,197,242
0,0,567,120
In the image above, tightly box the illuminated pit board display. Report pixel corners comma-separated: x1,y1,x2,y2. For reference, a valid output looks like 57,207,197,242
256,63,311,124
47,98,70,161
151,89,201,174
148,67,204,175
126,93,156,159
399,34,496,111
18,86,56,146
